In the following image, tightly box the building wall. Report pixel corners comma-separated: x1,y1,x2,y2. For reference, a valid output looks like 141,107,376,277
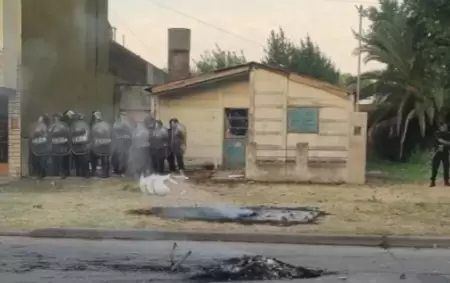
109,41,147,85
286,75,352,160
156,77,249,166
246,68,366,184
0,0,22,177
110,41,167,120
21,0,115,134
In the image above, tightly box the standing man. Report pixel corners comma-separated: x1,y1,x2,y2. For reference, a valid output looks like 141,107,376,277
430,123,450,187
150,120,168,175
168,118,186,175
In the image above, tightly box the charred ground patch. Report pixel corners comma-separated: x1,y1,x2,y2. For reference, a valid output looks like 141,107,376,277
3,245,335,282
127,206,328,226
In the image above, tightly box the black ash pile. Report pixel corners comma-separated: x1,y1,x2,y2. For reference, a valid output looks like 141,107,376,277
190,255,330,281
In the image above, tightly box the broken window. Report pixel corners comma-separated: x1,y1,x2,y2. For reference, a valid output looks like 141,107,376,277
225,108,248,138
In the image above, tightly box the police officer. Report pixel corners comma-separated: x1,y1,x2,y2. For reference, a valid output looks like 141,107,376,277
70,113,91,178
430,123,450,187
49,113,71,179
112,112,133,176
130,121,151,177
29,114,51,179
90,110,113,178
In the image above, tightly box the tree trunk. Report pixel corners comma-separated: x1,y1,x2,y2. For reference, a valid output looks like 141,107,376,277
399,110,415,160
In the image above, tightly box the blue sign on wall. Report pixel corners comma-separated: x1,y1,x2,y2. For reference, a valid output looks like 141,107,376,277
287,107,319,133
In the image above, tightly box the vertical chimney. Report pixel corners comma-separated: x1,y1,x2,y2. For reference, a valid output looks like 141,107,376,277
168,28,191,81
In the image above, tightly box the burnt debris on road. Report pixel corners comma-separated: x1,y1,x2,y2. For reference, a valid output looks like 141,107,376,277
127,206,328,226
2,241,334,282
190,254,331,282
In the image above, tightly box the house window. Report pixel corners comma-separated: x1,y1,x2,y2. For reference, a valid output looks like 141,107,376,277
287,107,319,133
225,108,248,138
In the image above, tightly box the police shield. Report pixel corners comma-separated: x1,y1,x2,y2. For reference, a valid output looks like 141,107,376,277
49,120,71,156
133,122,151,149
129,122,151,175
113,117,133,152
29,121,50,156
70,119,91,155
91,120,112,156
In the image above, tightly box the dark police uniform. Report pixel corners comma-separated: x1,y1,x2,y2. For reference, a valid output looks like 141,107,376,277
430,130,450,187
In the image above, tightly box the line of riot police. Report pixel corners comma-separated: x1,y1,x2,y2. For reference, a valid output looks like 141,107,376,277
29,110,186,179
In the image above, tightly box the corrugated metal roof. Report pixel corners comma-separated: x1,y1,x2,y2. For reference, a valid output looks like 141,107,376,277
148,62,351,100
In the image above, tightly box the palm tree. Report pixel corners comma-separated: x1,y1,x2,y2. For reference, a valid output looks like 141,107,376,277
354,0,449,159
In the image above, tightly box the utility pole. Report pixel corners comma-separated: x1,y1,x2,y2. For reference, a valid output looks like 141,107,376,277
355,5,364,112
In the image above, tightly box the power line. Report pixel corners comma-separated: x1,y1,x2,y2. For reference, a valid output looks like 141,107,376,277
143,0,378,47
144,0,265,48
324,0,377,4
112,0,379,54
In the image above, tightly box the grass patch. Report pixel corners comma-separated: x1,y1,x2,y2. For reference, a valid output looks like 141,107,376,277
1,178,450,236
367,151,432,183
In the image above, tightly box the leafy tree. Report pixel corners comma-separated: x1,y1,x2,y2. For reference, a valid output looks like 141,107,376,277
355,0,450,159
339,73,355,87
262,28,294,68
262,28,341,84
193,44,247,73
404,0,450,87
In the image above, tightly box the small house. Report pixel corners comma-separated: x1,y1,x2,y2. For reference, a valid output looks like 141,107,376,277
150,62,367,184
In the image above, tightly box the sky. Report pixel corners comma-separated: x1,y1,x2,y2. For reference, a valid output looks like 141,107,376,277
108,0,382,75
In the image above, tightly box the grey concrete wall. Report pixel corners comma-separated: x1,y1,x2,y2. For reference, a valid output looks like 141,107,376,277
21,0,115,137
109,41,167,119
109,41,147,84
146,63,167,85
109,41,167,86
167,28,191,81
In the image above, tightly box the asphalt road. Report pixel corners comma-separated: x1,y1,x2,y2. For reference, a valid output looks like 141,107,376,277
1,237,450,282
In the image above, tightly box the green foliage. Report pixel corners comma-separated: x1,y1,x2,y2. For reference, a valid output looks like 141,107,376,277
404,0,450,87
355,0,450,160
193,44,247,74
262,28,341,84
367,150,431,183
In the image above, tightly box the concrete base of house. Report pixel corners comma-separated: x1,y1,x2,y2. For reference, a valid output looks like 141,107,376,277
245,142,365,184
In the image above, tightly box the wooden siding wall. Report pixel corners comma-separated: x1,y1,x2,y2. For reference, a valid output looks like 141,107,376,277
249,69,353,163
250,70,287,161
157,79,249,166
287,79,352,161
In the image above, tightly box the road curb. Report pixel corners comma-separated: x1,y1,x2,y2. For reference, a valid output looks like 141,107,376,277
0,228,444,249
0,231,29,237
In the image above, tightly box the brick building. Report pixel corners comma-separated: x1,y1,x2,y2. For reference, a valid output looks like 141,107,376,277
0,0,166,178
0,0,21,177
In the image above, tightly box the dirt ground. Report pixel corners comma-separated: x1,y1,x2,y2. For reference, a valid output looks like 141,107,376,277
1,177,449,236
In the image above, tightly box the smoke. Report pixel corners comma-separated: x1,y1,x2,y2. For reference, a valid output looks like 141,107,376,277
127,121,151,176
21,38,58,92
20,0,111,128
143,174,253,221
